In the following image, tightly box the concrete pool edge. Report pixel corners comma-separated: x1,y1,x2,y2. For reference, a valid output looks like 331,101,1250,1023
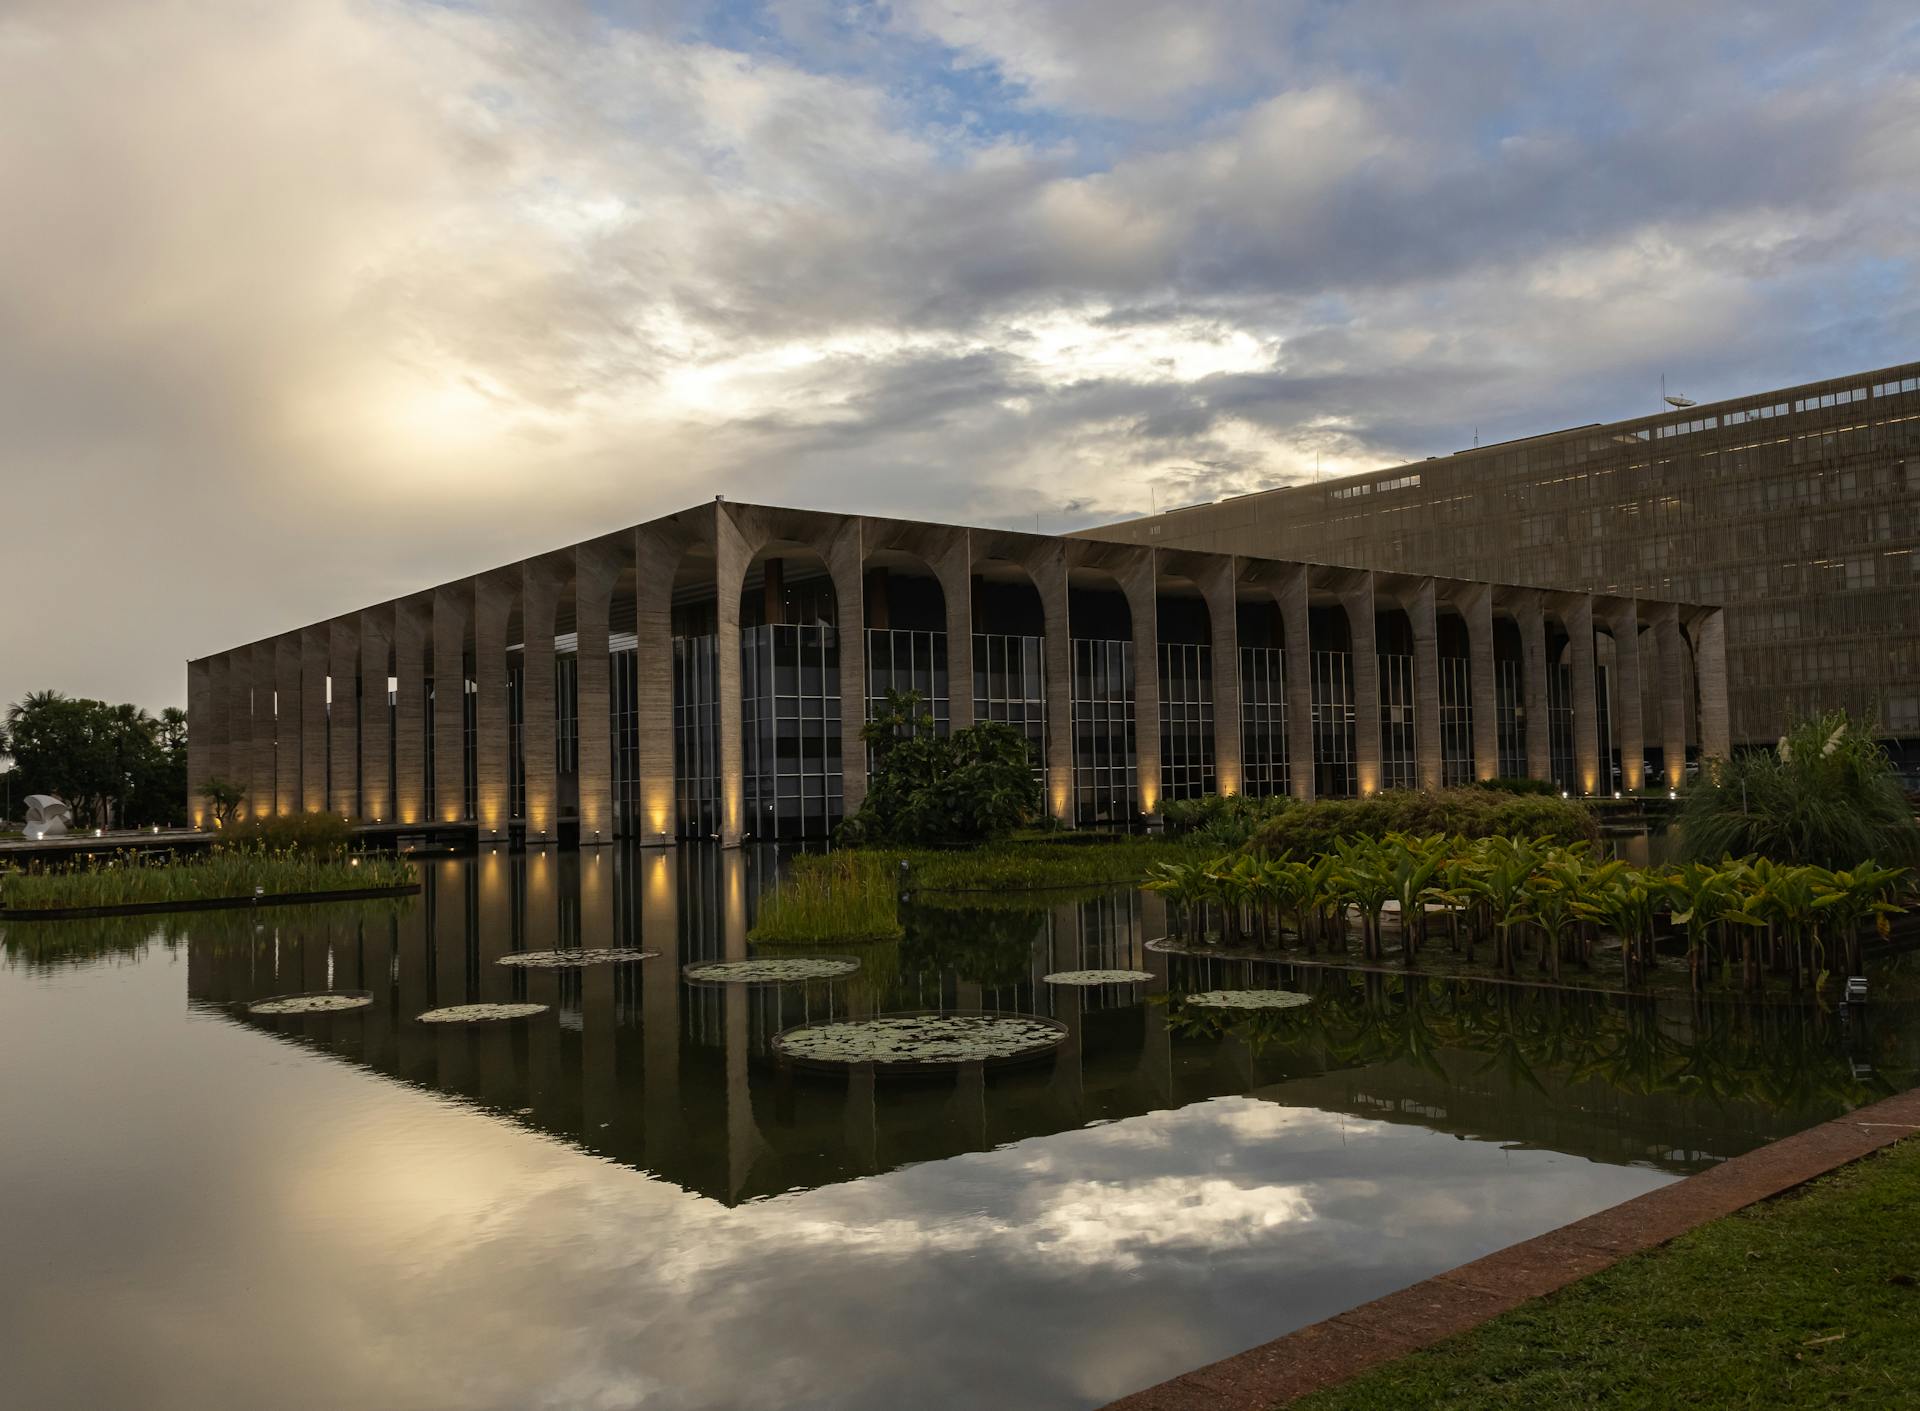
1101,1086,1920,1411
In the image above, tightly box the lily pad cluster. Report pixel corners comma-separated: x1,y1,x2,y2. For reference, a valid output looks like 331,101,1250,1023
683,958,861,984
415,1003,549,1024
1182,989,1312,1011
774,1013,1065,1068
1042,969,1154,986
497,948,660,968
247,992,372,1016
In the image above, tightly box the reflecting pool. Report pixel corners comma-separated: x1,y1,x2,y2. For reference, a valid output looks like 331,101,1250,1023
3,847,1916,1411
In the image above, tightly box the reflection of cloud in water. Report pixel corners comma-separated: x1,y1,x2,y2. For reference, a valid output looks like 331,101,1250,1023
0,954,1673,1411
383,1097,1664,1411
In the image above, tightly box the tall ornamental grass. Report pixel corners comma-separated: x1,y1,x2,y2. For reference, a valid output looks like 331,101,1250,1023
1,847,414,912
1678,709,1920,869
750,852,903,943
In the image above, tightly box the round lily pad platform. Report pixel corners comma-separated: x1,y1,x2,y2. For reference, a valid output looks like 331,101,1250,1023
247,990,373,1017
415,1003,549,1024
1042,969,1154,986
1182,989,1312,1011
497,948,660,968
774,1011,1067,1072
683,958,861,985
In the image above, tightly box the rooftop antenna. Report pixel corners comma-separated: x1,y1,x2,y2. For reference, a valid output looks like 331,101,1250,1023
1661,374,1696,410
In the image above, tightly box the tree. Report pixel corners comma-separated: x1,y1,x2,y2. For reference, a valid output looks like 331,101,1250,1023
199,775,246,829
837,689,1042,845
2,690,184,829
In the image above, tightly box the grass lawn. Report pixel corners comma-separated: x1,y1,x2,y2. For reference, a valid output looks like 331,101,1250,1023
1292,1138,1920,1410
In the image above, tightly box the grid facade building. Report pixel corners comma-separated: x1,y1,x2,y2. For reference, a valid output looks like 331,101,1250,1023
1087,361,1920,754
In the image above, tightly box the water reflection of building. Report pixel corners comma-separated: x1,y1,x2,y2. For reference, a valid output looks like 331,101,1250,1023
185,502,1727,845
175,851,1912,1207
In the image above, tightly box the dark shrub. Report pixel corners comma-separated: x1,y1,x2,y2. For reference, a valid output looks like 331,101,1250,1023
1247,788,1598,856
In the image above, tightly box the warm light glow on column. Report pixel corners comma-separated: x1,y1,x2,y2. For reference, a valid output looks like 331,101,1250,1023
1050,768,1071,823
1358,765,1379,797
723,773,742,843
1138,780,1159,817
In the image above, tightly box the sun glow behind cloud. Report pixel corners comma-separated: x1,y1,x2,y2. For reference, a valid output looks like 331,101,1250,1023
3,0,1916,709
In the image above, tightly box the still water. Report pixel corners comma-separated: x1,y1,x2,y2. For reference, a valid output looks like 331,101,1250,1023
3,847,1915,1411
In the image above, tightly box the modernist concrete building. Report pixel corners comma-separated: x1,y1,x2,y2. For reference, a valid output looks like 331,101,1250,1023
187,500,1724,842
1089,359,1920,757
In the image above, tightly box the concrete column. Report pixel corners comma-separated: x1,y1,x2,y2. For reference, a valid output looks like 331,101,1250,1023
227,652,250,822
1461,584,1499,781
1115,547,1161,817
573,541,622,844
1411,578,1443,791
358,608,392,824
1605,602,1645,792
328,618,359,817
822,520,868,817
521,560,560,842
393,598,429,825
931,529,974,730
1030,544,1075,825
251,641,277,818
1694,607,1730,762
1196,557,1241,796
1565,594,1601,795
714,508,753,846
632,527,682,843
1653,605,1688,788
274,634,303,815
187,658,211,828
1339,573,1380,796
209,652,234,799
1279,564,1314,801
474,573,513,839
1516,590,1551,782
432,583,470,824
301,625,328,814
639,848,684,1166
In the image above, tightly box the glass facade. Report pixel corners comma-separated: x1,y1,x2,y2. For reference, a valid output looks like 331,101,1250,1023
1157,643,1213,802
741,623,843,840
1547,662,1576,791
1239,646,1288,798
865,628,949,733
673,635,720,838
611,649,641,835
1439,656,1474,787
1495,658,1525,778
1071,638,1135,823
1379,652,1416,792
507,661,525,821
972,632,1047,780
1310,651,1357,798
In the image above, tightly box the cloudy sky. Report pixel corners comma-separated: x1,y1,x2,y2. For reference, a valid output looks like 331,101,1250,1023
5,0,1916,713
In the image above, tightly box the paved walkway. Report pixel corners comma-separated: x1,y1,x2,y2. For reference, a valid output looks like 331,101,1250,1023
1103,1086,1920,1410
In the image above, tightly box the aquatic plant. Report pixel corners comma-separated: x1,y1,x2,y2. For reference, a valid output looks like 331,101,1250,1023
497,948,659,968
1042,969,1153,986
773,1012,1065,1067
247,992,372,1015
683,958,861,983
1182,989,1312,1010
415,1003,548,1023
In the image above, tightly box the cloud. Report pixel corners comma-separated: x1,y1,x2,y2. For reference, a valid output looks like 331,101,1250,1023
3,0,1916,711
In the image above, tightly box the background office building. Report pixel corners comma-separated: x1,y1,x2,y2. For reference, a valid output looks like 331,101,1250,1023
187,501,1723,843
1090,360,1920,760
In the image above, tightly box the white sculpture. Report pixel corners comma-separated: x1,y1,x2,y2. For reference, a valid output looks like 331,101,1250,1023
23,794,73,841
